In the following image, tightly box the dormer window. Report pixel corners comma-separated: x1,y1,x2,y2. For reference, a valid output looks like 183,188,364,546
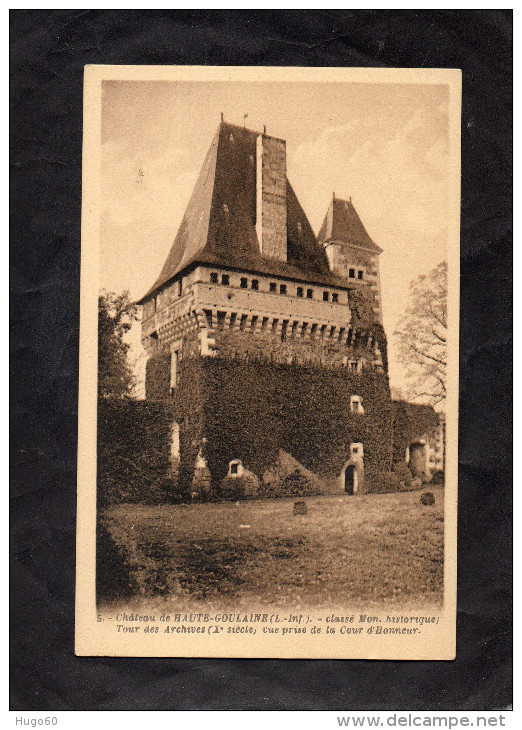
297,287,303,298
349,268,355,278
269,282,277,292
251,279,259,290
221,274,230,286
332,293,339,303
280,284,287,295
307,289,313,299
210,272,218,284
323,291,329,302
240,277,248,288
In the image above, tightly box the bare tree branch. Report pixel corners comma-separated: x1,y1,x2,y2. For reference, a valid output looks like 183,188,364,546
394,261,447,407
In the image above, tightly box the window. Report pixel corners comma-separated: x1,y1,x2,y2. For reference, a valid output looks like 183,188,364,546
297,286,303,298
307,289,313,299
323,291,329,302
269,282,277,292
332,293,339,303
171,422,180,459
280,284,287,295
240,277,248,288
349,268,355,278
358,270,364,280
352,447,358,454
251,279,259,290
231,463,238,475
170,349,179,393
210,272,218,284
350,395,364,415
221,274,230,286
281,320,289,341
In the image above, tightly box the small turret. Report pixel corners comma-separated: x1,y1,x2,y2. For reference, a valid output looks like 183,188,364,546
318,194,383,324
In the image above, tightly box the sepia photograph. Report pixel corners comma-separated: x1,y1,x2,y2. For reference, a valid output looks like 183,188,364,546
76,65,460,659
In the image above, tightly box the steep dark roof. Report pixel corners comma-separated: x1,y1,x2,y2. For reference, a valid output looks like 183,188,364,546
317,196,382,253
138,122,345,303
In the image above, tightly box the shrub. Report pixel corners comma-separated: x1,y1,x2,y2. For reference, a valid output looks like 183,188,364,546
411,476,423,490
367,471,401,494
219,473,259,501
392,461,413,490
283,469,319,497
96,520,138,601
431,470,445,485
97,398,176,506
261,450,324,498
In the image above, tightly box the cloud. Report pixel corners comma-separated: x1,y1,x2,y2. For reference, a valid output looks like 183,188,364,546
101,138,196,229
290,105,448,240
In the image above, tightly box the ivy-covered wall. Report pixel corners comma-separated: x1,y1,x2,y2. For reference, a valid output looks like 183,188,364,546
97,398,175,505
391,400,440,464
145,353,171,400
169,356,393,495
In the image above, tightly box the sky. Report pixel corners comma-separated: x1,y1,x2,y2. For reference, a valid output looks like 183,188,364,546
100,79,449,395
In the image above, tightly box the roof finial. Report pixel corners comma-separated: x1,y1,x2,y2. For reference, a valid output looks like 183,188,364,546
221,112,224,122
333,191,335,200
263,125,267,135
350,195,352,202
243,113,248,127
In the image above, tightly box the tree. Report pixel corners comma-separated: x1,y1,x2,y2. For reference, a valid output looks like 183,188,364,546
394,261,447,406
98,290,138,398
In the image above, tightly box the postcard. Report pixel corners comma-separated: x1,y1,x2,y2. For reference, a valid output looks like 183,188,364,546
76,64,460,658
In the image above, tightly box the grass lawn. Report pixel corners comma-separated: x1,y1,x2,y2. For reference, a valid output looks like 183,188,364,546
100,487,444,613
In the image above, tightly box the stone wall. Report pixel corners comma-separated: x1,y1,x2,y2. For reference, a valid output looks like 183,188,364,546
256,134,287,262
324,244,382,322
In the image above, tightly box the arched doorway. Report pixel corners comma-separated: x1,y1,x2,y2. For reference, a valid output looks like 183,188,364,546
344,464,358,495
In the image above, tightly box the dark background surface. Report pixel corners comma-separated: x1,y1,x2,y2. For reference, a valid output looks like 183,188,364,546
10,10,512,710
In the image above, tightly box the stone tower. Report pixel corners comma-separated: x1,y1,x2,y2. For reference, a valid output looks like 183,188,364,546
138,121,393,495
317,194,383,324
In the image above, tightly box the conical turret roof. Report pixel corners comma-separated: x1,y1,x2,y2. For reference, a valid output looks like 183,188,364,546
317,195,382,253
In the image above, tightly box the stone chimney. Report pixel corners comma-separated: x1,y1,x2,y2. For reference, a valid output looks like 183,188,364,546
256,132,287,262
